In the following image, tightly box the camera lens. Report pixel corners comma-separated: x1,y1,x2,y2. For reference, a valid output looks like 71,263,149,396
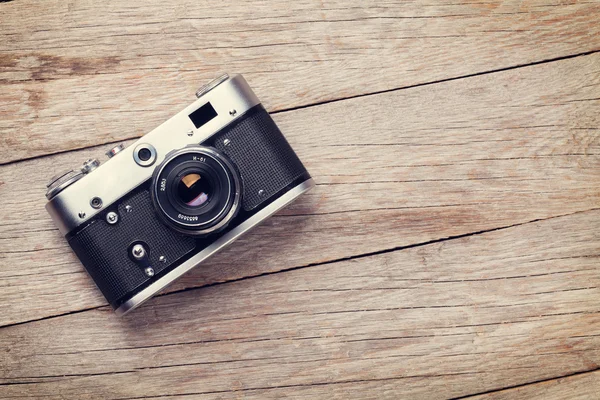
138,148,152,162
151,146,241,235
177,173,211,207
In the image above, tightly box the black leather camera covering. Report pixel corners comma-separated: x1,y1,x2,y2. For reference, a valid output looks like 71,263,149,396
68,105,309,309
209,105,307,211
68,191,197,307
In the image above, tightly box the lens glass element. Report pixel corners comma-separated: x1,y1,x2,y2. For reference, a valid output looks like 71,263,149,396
138,148,152,161
177,173,211,207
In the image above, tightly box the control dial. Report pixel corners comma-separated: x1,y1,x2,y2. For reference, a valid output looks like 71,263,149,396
195,73,229,99
46,158,101,200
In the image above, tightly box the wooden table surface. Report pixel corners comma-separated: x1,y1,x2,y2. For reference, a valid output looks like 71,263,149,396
1,1,599,399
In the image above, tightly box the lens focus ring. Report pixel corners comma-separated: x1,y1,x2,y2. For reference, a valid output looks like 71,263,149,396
151,146,241,236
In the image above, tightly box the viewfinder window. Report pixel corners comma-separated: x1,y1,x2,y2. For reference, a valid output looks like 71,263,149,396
189,102,217,129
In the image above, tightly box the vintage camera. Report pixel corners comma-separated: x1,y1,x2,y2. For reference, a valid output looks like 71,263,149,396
45,74,314,315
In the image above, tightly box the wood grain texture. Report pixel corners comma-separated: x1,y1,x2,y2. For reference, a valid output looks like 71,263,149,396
469,370,600,399
0,209,599,399
1,52,598,326
1,2,600,398
1,0,600,162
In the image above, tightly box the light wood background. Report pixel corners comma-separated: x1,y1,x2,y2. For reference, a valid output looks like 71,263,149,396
1,1,599,399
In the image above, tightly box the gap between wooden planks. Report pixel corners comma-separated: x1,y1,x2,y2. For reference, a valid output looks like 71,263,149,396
0,208,598,399
464,369,600,400
1,0,600,162
0,52,599,326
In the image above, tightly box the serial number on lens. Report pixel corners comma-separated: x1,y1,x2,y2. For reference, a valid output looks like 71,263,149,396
178,214,199,221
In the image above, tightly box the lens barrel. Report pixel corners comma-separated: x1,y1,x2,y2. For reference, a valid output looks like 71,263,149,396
151,146,241,235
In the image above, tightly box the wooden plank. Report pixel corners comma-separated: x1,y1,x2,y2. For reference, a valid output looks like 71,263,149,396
467,370,600,400
0,52,599,326
0,209,599,399
1,0,600,162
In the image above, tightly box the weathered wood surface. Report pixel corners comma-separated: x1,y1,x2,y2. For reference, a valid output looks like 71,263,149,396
1,0,600,162
1,53,599,327
1,209,599,399
1,0,600,399
471,370,600,400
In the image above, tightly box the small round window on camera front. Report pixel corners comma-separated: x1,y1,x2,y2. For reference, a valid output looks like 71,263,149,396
90,196,103,209
133,144,157,167
138,148,152,161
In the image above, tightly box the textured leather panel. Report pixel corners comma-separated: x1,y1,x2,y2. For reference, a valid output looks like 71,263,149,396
213,106,307,210
68,191,196,306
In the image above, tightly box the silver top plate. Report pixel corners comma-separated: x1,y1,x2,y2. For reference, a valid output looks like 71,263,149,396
46,74,260,235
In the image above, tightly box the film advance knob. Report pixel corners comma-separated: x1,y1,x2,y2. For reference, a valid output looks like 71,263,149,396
45,169,85,199
106,144,125,158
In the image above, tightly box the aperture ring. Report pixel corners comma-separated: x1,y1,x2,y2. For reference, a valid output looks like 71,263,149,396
151,146,242,236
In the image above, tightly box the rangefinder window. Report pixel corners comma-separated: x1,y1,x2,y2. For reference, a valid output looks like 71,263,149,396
189,102,217,129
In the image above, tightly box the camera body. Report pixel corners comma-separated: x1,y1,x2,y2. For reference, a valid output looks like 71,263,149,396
45,74,313,315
